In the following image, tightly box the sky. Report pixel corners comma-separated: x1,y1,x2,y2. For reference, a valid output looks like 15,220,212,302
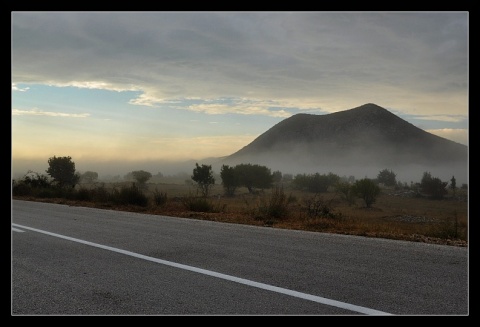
11,11,469,179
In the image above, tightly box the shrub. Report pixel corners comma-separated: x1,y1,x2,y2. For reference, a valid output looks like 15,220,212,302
303,194,340,219
377,169,397,187
91,184,110,203
111,184,148,207
75,188,92,201
181,195,215,212
334,181,356,205
12,181,32,196
420,172,448,199
352,178,380,208
153,188,168,206
257,186,292,219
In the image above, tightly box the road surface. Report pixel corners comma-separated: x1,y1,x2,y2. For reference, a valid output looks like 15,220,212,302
11,199,468,315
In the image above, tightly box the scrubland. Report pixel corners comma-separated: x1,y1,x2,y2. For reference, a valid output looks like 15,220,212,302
13,181,468,247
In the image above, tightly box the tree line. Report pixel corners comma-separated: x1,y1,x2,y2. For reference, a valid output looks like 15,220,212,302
12,156,464,208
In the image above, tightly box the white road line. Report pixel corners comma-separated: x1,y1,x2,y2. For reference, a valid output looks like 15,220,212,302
12,223,392,315
12,227,25,232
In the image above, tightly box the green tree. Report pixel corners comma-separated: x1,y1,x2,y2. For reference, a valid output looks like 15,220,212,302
420,172,447,199
131,170,152,185
352,178,380,208
80,171,99,183
234,163,273,194
46,156,80,188
377,169,397,187
220,164,239,197
192,163,215,197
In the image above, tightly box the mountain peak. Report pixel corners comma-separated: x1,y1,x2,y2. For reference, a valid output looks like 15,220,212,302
223,104,467,179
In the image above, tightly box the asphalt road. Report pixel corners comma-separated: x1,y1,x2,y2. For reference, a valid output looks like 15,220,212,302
11,199,468,316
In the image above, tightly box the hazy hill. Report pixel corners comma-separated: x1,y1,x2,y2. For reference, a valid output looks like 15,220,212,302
219,103,468,183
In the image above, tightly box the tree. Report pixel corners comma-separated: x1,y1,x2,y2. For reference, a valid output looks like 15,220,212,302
377,169,396,187
450,175,457,197
272,170,283,184
352,178,380,208
46,156,80,188
220,164,239,197
292,172,339,193
131,170,152,185
420,172,447,199
234,163,273,194
191,163,215,197
80,171,99,184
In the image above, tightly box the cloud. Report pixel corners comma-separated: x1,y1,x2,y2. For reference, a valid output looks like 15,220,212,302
426,128,468,145
49,81,140,92
412,114,466,123
12,108,90,118
185,100,292,117
12,83,29,92
11,12,468,118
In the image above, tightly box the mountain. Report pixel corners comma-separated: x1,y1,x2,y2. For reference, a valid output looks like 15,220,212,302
219,103,468,183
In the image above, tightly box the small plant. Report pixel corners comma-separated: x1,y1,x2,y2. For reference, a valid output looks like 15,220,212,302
257,185,292,219
434,211,461,239
304,194,339,219
181,194,215,212
153,188,168,206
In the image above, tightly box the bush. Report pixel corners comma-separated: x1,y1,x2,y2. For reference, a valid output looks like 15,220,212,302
12,181,32,196
377,169,397,187
334,181,356,205
181,195,215,212
111,184,149,207
304,194,340,219
91,184,110,203
352,178,380,208
292,172,339,193
75,188,93,201
257,186,292,219
12,171,52,196
420,172,448,199
153,188,168,206
36,188,62,199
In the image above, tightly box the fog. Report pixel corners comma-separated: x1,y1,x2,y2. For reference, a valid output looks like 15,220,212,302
12,146,468,186
218,155,468,186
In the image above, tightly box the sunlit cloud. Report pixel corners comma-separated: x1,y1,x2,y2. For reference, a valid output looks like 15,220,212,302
427,128,468,145
129,93,160,107
414,114,466,123
185,101,291,118
47,80,140,92
12,108,90,118
12,83,29,92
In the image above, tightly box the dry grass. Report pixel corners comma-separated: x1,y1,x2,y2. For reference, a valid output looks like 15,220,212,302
14,182,468,247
